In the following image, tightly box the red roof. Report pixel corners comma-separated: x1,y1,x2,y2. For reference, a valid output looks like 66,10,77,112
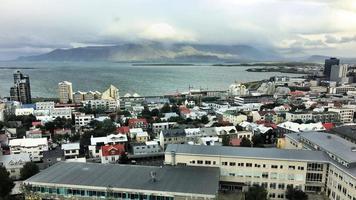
128,118,148,127
101,144,125,157
117,126,130,134
230,138,241,146
179,106,191,114
289,91,305,96
32,121,42,127
322,123,334,130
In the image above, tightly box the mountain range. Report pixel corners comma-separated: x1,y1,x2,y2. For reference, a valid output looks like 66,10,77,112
17,42,356,63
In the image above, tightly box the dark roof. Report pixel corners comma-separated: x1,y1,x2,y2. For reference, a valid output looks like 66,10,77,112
161,129,186,137
331,125,356,141
166,144,330,163
43,148,64,159
25,162,219,196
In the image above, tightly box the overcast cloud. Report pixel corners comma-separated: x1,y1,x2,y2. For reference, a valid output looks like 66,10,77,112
0,0,356,60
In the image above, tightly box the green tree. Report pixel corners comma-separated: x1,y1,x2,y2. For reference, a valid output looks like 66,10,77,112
252,134,265,147
200,115,209,124
141,106,152,119
240,137,252,147
286,187,308,200
245,185,268,200
222,134,231,146
20,162,39,180
0,166,15,198
160,103,171,113
118,152,129,164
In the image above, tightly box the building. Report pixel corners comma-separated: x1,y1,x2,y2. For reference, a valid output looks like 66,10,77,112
61,143,80,159
234,95,274,105
75,113,94,127
131,141,162,155
58,81,73,104
324,57,340,78
330,64,348,83
128,118,148,129
330,125,356,144
101,85,119,100
88,134,128,158
152,122,177,135
35,101,55,110
277,121,326,135
50,107,72,120
159,129,186,149
329,107,354,123
9,137,48,162
165,144,330,199
83,99,118,112
0,153,31,179
73,91,85,103
23,162,219,200
285,112,312,122
15,108,34,116
101,144,125,164
221,111,247,126
136,131,149,143
10,70,32,104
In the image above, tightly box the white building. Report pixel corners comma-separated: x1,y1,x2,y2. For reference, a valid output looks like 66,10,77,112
152,122,177,135
35,101,55,110
132,141,162,155
329,107,354,124
83,99,119,112
50,107,72,119
74,113,94,127
222,111,248,126
277,121,326,134
0,153,31,179
58,81,73,104
9,137,48,162
285,112,313,122
61,143,80,159
330,64,348,83
15,108,34,116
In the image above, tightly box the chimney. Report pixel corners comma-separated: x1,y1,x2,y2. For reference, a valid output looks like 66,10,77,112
150,171,157,182
171,151,176,166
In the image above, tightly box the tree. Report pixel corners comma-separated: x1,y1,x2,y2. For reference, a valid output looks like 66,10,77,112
222,134,231,146
240,137,252,147
160,103,171,113
245,185,268,200
200,115,209,124
20,162,39,180
252,134,265,147
141,106,152,119
0,166,15,198
286,187,308,200
118,152,129,164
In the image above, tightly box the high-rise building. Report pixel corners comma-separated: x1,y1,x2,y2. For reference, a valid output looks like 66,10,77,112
323,57,340,79
330,64,349,83
10,70,32,104
101,85,119,100
58,81,73,104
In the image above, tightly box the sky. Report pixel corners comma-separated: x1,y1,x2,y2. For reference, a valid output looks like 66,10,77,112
0,0,356,60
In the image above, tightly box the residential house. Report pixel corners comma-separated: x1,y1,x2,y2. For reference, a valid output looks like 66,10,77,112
0,153,30,179
101,144,125,164
9,137,48,162
61,143,80,159
159,129,186,149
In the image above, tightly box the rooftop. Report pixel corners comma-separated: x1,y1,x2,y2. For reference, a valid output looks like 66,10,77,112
300,132,356,164
166,144,329,163
61,143,80,151
25,162,219,196
9,137,48,147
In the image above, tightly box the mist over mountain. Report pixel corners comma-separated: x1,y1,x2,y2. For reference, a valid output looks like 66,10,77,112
17,42,282,62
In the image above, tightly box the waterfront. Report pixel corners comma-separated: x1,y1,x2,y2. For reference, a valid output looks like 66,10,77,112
0,61,301,98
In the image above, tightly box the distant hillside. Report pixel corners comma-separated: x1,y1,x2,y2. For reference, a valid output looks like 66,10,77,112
17,42,282,62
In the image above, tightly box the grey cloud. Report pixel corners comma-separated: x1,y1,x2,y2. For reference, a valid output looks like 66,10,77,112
325,35,356,43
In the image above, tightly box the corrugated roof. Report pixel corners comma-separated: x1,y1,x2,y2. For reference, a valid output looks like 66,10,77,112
25,162,219,196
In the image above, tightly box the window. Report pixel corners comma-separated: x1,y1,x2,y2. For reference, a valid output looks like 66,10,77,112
269,183,276,189
222,162,228,166
271,165,278,169
238,163,244,167
229,162,236,166
262,172,268,179
255,164,261,168
298,166,304,170
288,165,295,170
197,160,203,164
278,183,285,189
205,161,211,165
246,163,252,167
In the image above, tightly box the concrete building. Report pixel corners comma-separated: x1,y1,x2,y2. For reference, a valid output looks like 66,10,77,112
58,81,73,104
131,141,162,155
221,111,248,126
23,162,219,200
285,112,312,122
50,107,72,119
61,143,80,159
152,122,177,135
35,101,55,110
101,85,119,100
75,113,94,127
330,64,348,83
159,129,186,149
0,153,31,179
83,99,118,112
73,91,85,103
10,70,32,104
329,107,354,123
100,144,125,164
15,108,34,116
9,137,48,162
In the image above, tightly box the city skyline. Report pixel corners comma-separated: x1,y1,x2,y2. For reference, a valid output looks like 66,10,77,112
0,0,356,60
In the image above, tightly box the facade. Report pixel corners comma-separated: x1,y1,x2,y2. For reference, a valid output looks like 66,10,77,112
285,112,312,122
165,144,330,199
101,85,119,100
222,111,248,126
75,113,94,127
128,118,148,129
50,107,72,119
88,134,128,158
131,141,162,155
329,107,354,123
330,64,348,83
23,162,219,200
234,95,274,105
61,143,80,159
312,112,339,123
324,57,340,78
0,153,31,179
58,81,73,104
136,131,149,143
10,70,32,104
152,122,177,135
35,101,55,110
159,129,186,149
15,108,34,116
83,99,118,112
9,137,48,162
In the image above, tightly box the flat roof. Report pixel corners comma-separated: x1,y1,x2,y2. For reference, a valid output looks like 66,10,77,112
300,132,356,164
166,144,329,163
25,162,219,196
